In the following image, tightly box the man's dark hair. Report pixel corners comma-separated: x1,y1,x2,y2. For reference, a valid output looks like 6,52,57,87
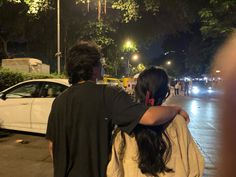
66,40,101,84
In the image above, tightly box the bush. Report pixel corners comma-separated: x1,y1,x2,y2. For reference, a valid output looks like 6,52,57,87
0,68,66,91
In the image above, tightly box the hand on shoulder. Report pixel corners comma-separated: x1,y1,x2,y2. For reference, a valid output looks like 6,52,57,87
168,105,190,124
179,109,190,124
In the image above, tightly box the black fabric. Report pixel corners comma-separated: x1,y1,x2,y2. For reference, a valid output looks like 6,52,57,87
46,82,147,177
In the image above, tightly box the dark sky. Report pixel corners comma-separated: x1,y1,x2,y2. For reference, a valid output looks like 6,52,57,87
142,40,164,60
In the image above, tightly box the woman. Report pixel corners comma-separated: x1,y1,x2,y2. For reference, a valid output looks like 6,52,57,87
107,67,204,177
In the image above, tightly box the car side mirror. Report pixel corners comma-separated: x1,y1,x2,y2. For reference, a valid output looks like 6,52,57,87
0,92,7,100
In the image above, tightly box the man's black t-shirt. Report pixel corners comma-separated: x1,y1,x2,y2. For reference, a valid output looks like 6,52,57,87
46,82,147,177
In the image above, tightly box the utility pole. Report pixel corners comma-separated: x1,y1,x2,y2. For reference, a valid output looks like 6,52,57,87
56,0,61,74
127,57,130,77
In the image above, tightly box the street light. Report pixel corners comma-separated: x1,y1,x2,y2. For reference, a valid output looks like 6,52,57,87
126,54,139,76
123,39,137,52
124,40,132,49
164,51,175,55
132,54,139,61
122,39,138,76
166,60,172,66
164,50,185,56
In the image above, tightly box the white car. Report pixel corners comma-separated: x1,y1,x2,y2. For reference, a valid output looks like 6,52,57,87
0,79,70,134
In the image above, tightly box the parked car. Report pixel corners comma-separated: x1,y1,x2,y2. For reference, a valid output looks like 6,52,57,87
0,79,70,134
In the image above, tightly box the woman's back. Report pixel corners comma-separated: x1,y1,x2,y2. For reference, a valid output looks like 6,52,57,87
107,67,204,177
107,115,205,177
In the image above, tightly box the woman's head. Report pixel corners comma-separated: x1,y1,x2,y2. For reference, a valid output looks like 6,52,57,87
66,40,102,84
135,67,170,106
133,67,173,176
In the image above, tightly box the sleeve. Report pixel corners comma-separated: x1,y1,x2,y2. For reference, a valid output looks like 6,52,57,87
45,99,57,141
104,86,148,134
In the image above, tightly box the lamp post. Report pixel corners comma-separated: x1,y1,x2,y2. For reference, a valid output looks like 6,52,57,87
56,0,61,74
127,57,130,76
123,39,137,76
127,54,139,76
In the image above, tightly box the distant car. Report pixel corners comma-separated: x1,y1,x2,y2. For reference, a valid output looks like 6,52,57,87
189,81,216,97
0,79,70,134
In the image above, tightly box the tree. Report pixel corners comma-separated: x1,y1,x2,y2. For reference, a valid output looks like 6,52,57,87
0,0,29,60
4,0,231,76
80,21,115,47
7,0,49,14
25,5,57,69
199,0,236,38
101,43,124,77
195,0,236,75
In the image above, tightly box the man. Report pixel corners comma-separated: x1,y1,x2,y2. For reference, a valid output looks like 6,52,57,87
184,81,189,96
46,41,189,177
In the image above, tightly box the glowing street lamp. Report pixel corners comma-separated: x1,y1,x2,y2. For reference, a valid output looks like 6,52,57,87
123,39,137,52
122,39,138,76
132,54,139,61
124,40,132,49
166,60,172,66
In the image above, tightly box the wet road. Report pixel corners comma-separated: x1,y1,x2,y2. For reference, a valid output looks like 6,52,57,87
166,95,220,177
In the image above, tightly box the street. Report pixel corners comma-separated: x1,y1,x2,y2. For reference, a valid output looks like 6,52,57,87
166,95,220,177
0,95,220,177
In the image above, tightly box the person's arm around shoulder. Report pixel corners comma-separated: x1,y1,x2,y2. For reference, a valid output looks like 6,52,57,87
139,105,189,125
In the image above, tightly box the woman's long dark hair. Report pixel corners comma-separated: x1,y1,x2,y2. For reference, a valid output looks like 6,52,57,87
134,67,173,176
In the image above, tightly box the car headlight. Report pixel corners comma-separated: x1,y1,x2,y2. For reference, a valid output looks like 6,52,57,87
192,86,200,94
208,90,213,93
208,87,213,93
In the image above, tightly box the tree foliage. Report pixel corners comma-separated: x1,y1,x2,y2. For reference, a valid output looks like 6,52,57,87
199,0,236,38
80,21,115,47
7,0,50,14
0,0,29,59
1,0,235,76
112,0,140,23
